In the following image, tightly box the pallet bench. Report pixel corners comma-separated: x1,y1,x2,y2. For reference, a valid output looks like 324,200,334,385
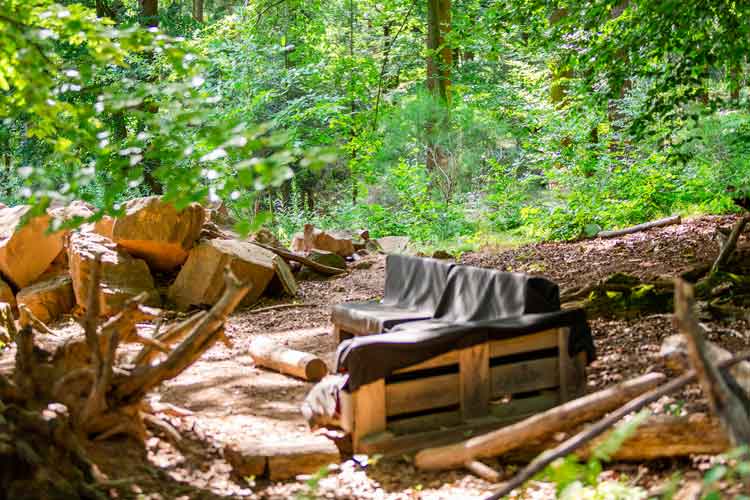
334,310,593,455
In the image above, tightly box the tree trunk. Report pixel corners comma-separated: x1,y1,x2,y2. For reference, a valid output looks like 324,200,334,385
425,0,452,186
426,0,451,102
140,0,158,27
193,0,204,22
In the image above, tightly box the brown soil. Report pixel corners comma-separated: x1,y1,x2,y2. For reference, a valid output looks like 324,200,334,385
4,214,750,499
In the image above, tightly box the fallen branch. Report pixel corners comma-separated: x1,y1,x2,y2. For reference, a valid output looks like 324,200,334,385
415,372,666,471
248,303,317,314
253,241,347,276
485,351,750,500
596,215,681,239
674,278,750,445
18,304,56,335
711,214,750,274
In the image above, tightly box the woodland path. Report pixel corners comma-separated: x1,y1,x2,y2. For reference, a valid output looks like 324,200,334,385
6,214,748,499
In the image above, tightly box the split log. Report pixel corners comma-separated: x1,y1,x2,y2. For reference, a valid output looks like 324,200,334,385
505,414,729,462
486,351,750,500
711,214,750,274
253,241,347,276
249,336,328,381
673,278,750,445
578,414,729,460
596,215,681,239
414,372,666,471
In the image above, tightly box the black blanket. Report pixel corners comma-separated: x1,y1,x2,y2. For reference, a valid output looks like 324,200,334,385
335,309,594,391
330,255,453,334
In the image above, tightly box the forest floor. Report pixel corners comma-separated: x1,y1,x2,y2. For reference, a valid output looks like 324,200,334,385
5,213,749,499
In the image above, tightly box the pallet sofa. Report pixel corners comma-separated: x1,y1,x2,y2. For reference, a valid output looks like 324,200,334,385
330,254,453,343
329,260,595,454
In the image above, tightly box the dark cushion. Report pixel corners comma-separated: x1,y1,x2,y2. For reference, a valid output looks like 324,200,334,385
330,255,453,335
335,309,594,392
330,302,433,335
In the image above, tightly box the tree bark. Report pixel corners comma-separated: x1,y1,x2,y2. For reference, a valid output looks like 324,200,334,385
193,0,204,22
140,0,158,27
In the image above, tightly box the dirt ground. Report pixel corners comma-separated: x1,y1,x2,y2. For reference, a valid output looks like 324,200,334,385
7,214,750,499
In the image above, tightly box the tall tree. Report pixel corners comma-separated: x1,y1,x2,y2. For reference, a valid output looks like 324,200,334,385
425,0,452,195
140,0,158,27
193,0,204,22
426,0,451,102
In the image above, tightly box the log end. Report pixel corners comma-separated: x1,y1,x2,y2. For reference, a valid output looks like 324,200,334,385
305,358,329,382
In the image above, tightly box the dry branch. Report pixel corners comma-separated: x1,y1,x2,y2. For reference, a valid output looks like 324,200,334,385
248,303,317,314
486,351,750,500
114,269,250,403
711,214,750,273
673,278,750,445
596,215,681,239
18,304,56,335
415,372,666,471
253,241,347,275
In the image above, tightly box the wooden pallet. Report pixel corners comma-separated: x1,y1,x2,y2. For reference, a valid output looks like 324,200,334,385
339,327,587,455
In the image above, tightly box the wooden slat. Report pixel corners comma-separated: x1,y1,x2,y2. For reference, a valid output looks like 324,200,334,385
393,351,458,374
352,379,386,450
459,343,490,420
490,357,559,397
386,390,560,436
386,374,459,416
395,329,558,375
488,329,558,358
558,328,571,403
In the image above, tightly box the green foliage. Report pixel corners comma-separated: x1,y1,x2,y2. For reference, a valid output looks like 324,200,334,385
3,0,750,244
540,410,650,498
703,446,750,500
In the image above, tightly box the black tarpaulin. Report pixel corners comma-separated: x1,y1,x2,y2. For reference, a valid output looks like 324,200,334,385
335,309,594,392
330,255,453,334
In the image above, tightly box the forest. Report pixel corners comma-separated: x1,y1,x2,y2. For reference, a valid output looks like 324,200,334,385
3,1,750,499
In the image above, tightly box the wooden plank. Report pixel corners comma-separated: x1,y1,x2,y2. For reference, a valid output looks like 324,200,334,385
488,329,558,358
352,379,386,450
557,328,571,403
359,411,540,456
490,357,559,397
459,343,490,420
386,391,559,436
394,351,458,374
395,329,558,375
386,373,459,416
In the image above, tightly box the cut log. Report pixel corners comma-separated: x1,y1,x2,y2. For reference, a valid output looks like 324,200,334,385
68,232,160,316
168,239,278,310
224,436,339,481
414,372,666,471
579,413,729,460
291,224,354,257
0,205,65,288
596,215,681,239
0,277,16,309
252,241,347,276
111,196,205,272
17,274,75,325
249,336,328,381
